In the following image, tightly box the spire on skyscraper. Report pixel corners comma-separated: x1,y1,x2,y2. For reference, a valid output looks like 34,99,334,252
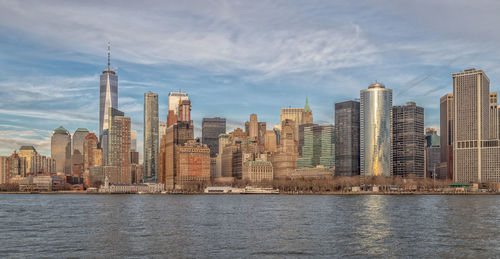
107,42,111,71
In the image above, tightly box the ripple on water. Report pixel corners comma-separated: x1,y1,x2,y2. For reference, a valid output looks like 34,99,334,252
0,194,498,258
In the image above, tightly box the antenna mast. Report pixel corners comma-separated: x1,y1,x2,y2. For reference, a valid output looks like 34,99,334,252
107,42,111,71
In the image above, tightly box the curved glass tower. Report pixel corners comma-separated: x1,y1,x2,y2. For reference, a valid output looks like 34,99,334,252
360,83,392,177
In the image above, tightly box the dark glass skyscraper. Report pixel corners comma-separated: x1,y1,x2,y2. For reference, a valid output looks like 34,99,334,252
99,43,118,139
392,102,425,178
334,100,360,176
144,92,159,182
202,117,226,157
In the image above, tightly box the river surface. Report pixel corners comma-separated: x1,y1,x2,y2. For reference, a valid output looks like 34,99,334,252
0,194,499,258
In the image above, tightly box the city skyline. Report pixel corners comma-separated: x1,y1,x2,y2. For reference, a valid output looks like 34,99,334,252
2,1,500,156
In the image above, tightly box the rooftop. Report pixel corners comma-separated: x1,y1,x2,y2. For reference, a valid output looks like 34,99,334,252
245,160,272,165
53,126,69,135
75,128,89,133
19,145,37,152
368,82,385,89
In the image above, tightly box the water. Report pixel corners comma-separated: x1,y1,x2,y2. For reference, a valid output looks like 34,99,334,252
0,194,499,258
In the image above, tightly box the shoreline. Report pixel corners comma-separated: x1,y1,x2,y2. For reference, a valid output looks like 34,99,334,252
1,191,499,195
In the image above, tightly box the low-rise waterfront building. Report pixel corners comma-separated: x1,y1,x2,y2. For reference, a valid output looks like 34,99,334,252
242,160,273,182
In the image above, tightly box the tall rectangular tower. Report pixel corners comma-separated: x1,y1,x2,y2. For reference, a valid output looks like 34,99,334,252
99,44,118,139
440,93,454,180
334,101,360,176
453,69,490,182
144,92,159,182
392,102,425,178
107,108,131,184
202,117,226,157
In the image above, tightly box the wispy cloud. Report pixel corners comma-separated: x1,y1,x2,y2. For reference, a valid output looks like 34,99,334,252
1,0,500,155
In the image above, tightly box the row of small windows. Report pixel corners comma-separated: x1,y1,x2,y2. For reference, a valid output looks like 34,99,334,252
457,140,500,148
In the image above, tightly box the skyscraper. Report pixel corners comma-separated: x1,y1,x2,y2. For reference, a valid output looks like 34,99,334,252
360,83,392,177
18,145,37,175
334,100,360,176
453,68,500,183
158,121,166,143
248,114,258,141
107,108,131,184
440,93,454,180
489,92,498,140
319,124,335,169
168,91,188,116
264,130,277,153
99,43,118,139
425,128,441,178
271,119,298,179
83,133,99,170
160,97,194,189
72,128,89,178
202,117,226,157
297,124,321,168
392,102,425,178
51,126,71,175
144,92,159,182
130,130,137,151
72,128,89,155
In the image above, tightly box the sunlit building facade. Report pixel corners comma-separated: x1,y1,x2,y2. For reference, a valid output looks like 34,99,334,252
168,91,189,116
99,44,118,139
360,83,392,177
107,108,131,184
144,92,159,182
51,126,72,175
453,68,500,183
440,93,454,180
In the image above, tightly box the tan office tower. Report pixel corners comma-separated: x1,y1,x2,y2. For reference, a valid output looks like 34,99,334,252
440,93,454,180
453,68,500,183
249,114,259,141
83,133,99,170
160,98,194,189
271,119,298,179
107,108,131,184
51,126,71,175
18,146,37,175
264,130,277,152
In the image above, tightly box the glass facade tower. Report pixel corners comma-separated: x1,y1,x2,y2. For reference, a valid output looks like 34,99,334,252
360,83,392,177
99,44,118,139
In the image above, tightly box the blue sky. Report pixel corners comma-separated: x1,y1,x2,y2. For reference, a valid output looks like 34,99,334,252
1,0,500,156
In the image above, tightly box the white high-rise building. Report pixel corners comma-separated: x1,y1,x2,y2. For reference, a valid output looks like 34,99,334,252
168,92,188,115
453,68,500,183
